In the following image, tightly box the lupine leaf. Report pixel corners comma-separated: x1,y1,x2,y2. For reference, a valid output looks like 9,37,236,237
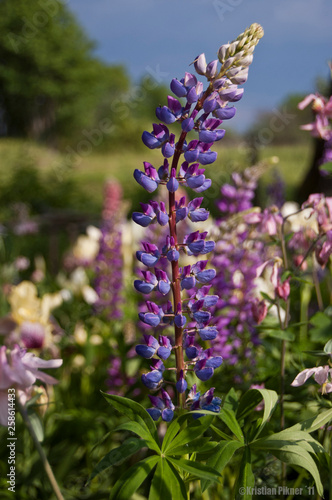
251,431,325,455
223,387,239,413
113,421,160,452
217,408,244,442
101,392,159,446
148,458,187,500
210,424,233,441
237,389,278,439
201,440,243,492
166,436,213,456
166,456,220,482
161,414,188,453
285,408,332,434
235,447,255,500
87,437,148,484
271,448,323,497
164,416,214,454
109,455,159,500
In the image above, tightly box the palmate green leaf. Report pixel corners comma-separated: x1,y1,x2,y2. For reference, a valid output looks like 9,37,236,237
286,408,332,433
101,392,159,447
161,414,188,453
271,448,323,497
109,455,159,500
217,408,244,443
166,456,221,482
148,458,187,500
87,437,148,484
164,416,214,454
235,447,255,500
113,421,160,452
202,440,244,493
237,389,278,439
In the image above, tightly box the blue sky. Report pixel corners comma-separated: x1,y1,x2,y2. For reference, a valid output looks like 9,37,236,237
68,0,332,130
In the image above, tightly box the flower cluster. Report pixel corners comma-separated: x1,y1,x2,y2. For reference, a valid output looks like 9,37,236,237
132,24,264,420
298,90,332,173
211,168,265,367
0,344,62,426
94,181,124,319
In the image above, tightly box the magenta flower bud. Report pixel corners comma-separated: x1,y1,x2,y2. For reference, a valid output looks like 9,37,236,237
251,299,268,324
276,278,290,301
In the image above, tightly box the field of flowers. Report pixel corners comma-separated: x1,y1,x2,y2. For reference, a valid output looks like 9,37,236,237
1,23,332,500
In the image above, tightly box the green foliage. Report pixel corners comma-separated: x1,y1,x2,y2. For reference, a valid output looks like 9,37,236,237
94,389,332,499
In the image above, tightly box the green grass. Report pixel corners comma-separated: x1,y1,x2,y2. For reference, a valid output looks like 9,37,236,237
0,138,313,217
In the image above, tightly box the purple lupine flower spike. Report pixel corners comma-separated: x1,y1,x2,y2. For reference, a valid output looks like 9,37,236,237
131,24,263,419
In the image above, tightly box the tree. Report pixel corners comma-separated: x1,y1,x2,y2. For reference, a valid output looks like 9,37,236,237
0,0,129,144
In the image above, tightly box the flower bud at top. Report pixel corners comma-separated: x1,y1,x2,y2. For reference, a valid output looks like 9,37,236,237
194,53,207,76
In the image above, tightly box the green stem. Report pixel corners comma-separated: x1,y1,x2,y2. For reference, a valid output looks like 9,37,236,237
17,399,64,500
312,268,324,311
279,223,291,488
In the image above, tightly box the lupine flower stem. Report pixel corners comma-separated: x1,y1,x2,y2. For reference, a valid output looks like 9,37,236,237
17,398,64,500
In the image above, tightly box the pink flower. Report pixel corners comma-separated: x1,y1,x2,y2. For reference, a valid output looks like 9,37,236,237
291,365,332,394
298,93,332,141
0,345,62,426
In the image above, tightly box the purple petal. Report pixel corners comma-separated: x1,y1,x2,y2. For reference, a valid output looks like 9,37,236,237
135,345,156,358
